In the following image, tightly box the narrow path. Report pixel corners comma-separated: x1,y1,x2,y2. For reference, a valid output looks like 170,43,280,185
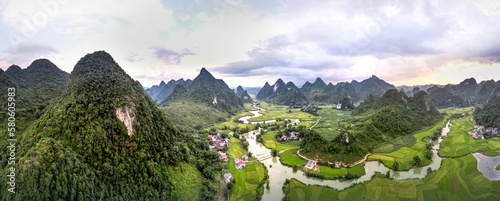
309,116,322,129
278,146,300,154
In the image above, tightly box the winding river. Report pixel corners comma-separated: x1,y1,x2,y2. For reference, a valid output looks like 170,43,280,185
237,106,453,201
237,106,500,200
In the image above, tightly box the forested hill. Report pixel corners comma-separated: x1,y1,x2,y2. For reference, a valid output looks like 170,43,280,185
425,78,500,106
256,78,308,106
5,59,69,118
474,93,500,128
2,51,219,200
354,89,442,134
164,68,243,114
300,89,442,163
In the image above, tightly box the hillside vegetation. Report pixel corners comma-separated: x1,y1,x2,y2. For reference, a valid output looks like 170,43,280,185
300,89,442,163
0,51,221,200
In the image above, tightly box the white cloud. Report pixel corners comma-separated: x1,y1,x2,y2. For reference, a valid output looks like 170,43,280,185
0,0,499,87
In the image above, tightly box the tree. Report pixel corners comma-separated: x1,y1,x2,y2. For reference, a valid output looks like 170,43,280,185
413,155,421,166
425,149,433,159
227,180,234,190
392,161,399,171
272,149,278,157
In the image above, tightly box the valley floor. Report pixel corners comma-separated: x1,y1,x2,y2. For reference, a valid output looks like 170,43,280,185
210,104,500,201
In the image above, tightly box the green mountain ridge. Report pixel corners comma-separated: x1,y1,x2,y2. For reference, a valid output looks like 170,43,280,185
2,51,218,200
163,68,244,114
474,92,500,128
256,79,309,106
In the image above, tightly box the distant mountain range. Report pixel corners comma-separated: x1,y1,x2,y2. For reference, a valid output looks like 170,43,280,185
256,75,395,106
256,78,309,106
145,78,192,103
425,78,500,107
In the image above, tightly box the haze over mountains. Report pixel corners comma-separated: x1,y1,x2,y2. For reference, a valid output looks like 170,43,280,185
146,67,500,109
256,75,396,106
145,79,193,103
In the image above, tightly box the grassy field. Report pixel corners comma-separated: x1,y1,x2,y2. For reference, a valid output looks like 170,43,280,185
261,131,300,151
280,148,307,166
316,163,366,179
296,122,313,128
368,118,448,170
438,107,475,114
313,107,352,140
167,162,204,201
244,103,256,111
228,136,248,158
229,160,267,201
284,179,340,201
259,121,286,128
212,122,256,132
497,164,500,170
249,103,318,122
439,116,500,157
284,154,500,201
162,102,230,132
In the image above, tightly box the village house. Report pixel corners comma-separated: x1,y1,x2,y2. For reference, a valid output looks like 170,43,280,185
234,158,246,169
279,131,299,141
469,117,499,139
305,160,316,169
223,173,234,183
218,151,229,162
343,132,349,143
208,133,230,149
242,154,248,161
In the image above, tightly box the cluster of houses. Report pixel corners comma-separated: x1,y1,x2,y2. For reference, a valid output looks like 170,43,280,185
278,131,299,141
208,133,230,151
468,118,499,139
218,151,228,162
234,154,249,169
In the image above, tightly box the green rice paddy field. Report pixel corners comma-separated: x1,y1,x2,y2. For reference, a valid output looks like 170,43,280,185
439,116,500,157
316,163,365,179
228,136,248,158
229,160,268,201
313,107,352,140
261,130,300,151
279,148,307,166
249,102,318,122
284,154,500,201
368,118,448,170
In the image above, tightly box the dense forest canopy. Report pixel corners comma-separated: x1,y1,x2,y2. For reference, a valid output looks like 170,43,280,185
0,51,221,200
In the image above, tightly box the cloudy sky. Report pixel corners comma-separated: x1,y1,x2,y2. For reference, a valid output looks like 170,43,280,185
1,0,500,87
